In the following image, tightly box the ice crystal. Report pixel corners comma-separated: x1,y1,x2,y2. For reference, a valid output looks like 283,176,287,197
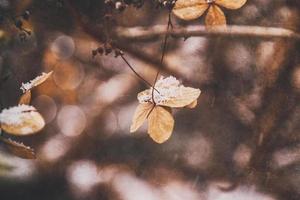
0,105,36,125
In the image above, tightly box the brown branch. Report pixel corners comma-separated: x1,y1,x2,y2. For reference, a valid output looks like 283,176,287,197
115,25,300,41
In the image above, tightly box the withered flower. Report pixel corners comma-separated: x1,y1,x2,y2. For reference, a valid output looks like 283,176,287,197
173,0,247,27
130,76,201,143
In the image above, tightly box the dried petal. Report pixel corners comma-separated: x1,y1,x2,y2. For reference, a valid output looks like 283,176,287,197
0,105,45,136
215,0,247,9
20,71,53,93
19,90,32,105
148,106,174,144
160,87,201,108
205,5,226,27
173,0,209,21
186,100,198,109
0,137,36,159
130,103,153,132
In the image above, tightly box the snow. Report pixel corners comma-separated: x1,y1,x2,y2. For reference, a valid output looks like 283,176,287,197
0,105,36,125
20,71,52,93
138,76,182,104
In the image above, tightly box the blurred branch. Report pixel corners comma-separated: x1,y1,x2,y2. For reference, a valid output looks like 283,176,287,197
115,25,300,41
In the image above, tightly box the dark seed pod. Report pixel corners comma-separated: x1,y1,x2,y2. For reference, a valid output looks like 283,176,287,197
92,49,98,57
22,10,30,20
114,49,124,57
97,47,104,55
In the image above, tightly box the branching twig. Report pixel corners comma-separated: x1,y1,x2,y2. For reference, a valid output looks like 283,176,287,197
115,25,300,41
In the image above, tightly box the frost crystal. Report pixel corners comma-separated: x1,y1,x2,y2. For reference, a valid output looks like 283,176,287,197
20,71,52,93
0,105,36,126
138,76,183,104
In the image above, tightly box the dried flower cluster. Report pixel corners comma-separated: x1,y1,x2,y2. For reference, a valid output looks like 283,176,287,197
131,76,201,143
173,0,247,27
0,71,52,159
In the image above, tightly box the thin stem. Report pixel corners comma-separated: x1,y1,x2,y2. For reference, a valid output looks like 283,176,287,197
151,10,172,104
120,54,159,93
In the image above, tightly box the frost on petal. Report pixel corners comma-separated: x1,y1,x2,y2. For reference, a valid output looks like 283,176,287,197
20,71,53,93
0,105,45,135
137,76,201,108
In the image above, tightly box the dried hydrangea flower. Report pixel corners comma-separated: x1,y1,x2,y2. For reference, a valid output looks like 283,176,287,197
0,105,45,136
138,76,200,107
130,76,201,143
172,0,247,27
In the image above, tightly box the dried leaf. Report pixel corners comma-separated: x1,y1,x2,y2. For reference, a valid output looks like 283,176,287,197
186,100,198,109
20,71,53,93
160,87,201,108
205,4,226,27
215,0,247,9
173,0,209,21
0,137,36,159
148,106,174,144
19,90,32,105
0,105,45,136
130,103,153,132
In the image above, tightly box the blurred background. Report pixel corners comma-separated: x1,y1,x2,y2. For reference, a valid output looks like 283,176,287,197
0,0,300,199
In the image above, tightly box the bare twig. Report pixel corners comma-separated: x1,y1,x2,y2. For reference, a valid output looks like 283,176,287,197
115,25,300,41
152,11,173,105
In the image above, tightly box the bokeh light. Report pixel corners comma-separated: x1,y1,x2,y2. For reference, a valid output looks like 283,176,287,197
40,134,71,162
67,160,100,194
32,95,57,124
53,61,85,90
51,35,75,60
57,105,87,137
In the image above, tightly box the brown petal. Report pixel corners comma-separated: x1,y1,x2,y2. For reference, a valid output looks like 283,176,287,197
0,137,36,159
130,103,153,132
21,71,53,92
31,71,53,88
205,5,226,27
19,90,32,105
215,0,247,9
148,106,174,144
173,0,209,21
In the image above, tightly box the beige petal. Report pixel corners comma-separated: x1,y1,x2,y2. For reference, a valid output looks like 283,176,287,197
215,0,247,9
0,137,36,159
130,103,153,132
19,90,32,105
160,87,201,108
148,106,174,144
205,5,226,27
173,0,209,21
0,105,45,136
186,100,198,109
